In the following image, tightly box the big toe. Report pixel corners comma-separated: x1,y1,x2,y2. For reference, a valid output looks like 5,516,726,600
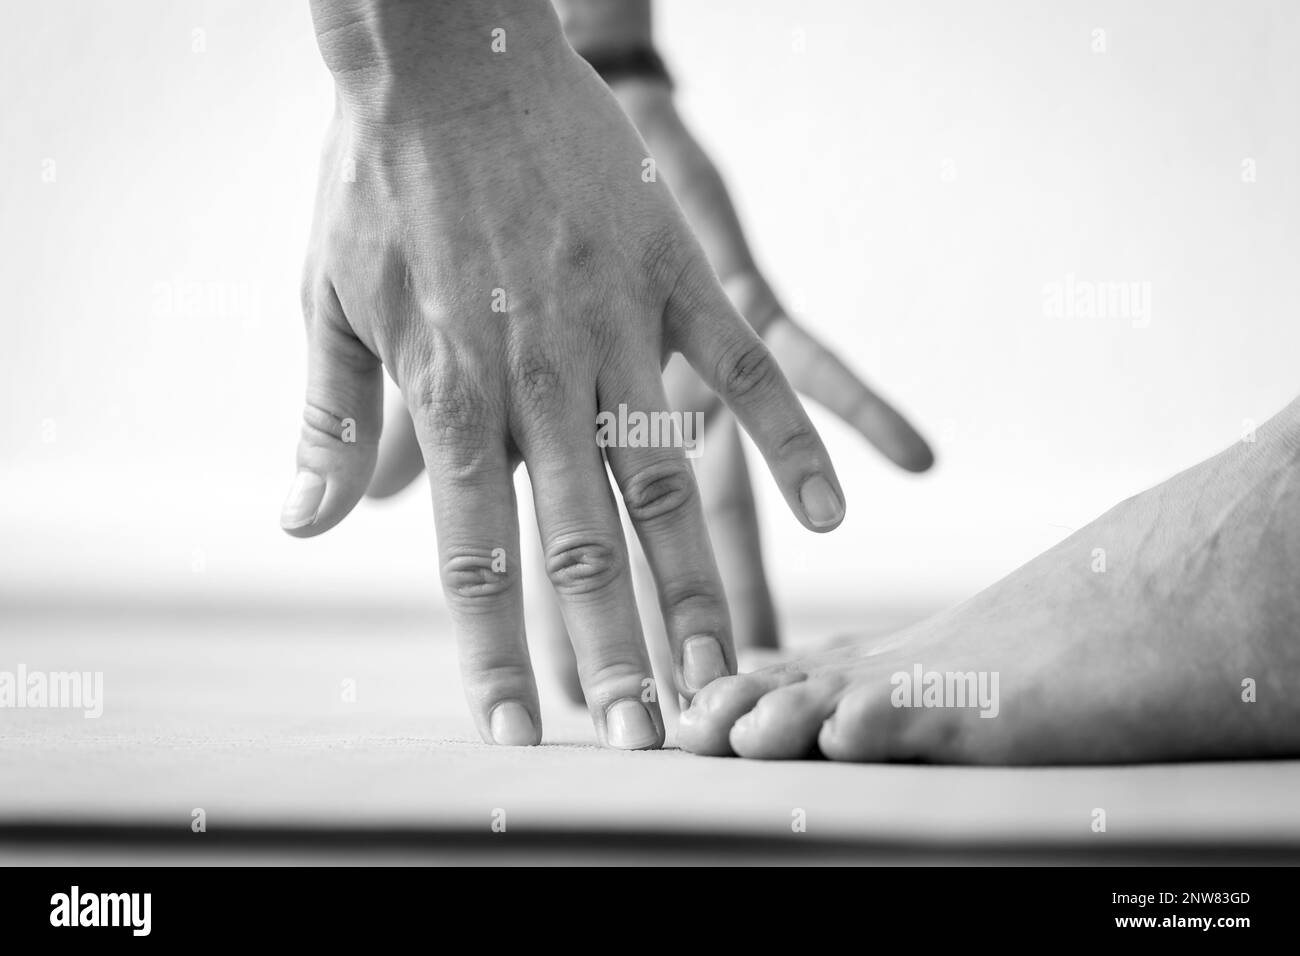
678,669,805,756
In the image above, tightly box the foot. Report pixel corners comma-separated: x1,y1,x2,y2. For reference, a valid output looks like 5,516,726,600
679,402,1300,763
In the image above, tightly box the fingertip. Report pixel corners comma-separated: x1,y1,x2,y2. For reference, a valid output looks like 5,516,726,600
605,698,664,750
895,437,936,473
797,473,846,531
280,470,326,535
859,406,936,474
680,635,731,696
489,701,542,747
281,440,378,537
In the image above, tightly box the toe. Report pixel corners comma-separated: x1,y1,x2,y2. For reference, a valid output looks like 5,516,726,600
819,682,963,762
730,677,849,760
818,684,896,761
678,669,805,756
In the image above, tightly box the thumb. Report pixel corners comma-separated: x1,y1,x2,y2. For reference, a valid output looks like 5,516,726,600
281,302,382,537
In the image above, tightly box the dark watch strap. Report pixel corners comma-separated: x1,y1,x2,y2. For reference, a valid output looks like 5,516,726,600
579,45,674,91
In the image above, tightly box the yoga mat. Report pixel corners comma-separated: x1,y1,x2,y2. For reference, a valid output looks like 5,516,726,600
3,602,1298,863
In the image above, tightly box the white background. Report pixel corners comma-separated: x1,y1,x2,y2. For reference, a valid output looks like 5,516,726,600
2,0,1297,623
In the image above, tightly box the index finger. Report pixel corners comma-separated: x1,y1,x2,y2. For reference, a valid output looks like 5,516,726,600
666,259,846,533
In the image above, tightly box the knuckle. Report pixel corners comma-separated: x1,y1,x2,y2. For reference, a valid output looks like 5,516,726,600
660,579,723,617
300,403,353,447
508,348,566,413
639,224,683,289
464,662,534,703
718,339,781,402
621,459,698,524
585,663,655,707
544,537,624,596
441,550,516,605
410,361,483,449
773,423,819,461
475,661,532,685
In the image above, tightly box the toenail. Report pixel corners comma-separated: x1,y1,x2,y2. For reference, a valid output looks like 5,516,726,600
605,699,658,750
682,636,727,692
489,701,536,746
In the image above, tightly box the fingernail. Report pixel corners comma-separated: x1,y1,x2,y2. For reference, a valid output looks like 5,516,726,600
682,636,727,692
606,698,659,750
490,701,536,746
280,471,326,529
799,474,844,528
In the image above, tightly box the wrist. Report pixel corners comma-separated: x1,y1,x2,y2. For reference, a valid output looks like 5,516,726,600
311,0,574,130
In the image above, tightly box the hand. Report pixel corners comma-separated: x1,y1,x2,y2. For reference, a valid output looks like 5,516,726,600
372,76,934,695
285,1,848,749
